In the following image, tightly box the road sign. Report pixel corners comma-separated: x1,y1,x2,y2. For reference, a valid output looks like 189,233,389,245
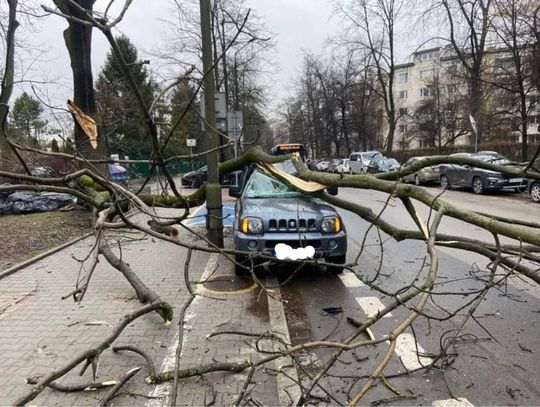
186,138,197,147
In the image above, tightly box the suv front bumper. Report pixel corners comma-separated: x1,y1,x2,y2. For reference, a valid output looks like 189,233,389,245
234,230,347,259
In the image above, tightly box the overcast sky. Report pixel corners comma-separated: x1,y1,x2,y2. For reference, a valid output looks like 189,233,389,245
21,0,339,113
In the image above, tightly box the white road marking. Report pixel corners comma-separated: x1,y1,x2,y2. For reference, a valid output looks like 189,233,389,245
432,397,474,407
355,296,392,318
393,333,433,371
338,271,366,288
146,253,219,407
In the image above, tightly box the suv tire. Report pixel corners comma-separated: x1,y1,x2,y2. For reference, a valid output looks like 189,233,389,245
472,177,484,194
326,255,346,274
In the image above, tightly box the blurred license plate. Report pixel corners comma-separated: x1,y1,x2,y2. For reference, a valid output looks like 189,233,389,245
509,178,523,182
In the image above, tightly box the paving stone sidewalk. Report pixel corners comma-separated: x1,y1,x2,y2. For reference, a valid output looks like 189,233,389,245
0,208,284,406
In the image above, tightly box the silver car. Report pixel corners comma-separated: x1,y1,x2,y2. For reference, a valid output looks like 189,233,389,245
349,151,382,174
402,157,439,185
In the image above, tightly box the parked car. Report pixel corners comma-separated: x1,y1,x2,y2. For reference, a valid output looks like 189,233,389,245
306,159,318,171
316,160,330,172
229,164,347,274
367,156,400,174
527,179,540,203
334,159,350,174
327,158,342,173
181,166,239,188
402,157,439,185
349,151,382,174
438,153,527,194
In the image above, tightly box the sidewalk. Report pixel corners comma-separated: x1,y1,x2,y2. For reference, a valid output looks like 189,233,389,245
0,207,290,406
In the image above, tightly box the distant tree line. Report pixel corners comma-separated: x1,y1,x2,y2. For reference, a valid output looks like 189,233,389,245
280,0,540,160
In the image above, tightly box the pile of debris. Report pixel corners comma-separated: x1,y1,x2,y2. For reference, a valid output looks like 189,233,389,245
0,189,77,215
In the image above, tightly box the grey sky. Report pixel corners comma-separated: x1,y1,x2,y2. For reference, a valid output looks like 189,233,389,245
23,0,337,111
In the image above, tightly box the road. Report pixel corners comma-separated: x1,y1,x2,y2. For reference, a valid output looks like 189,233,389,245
277,187,540,406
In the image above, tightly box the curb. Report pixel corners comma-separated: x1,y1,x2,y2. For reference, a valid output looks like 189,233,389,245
0,232,93,282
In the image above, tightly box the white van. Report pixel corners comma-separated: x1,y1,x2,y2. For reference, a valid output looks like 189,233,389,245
348,151,382,174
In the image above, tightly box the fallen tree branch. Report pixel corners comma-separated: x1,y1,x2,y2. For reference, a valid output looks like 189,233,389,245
98,367,141,406
14,302,170,405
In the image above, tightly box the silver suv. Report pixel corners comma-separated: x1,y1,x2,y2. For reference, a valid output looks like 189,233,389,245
349,151,382,174
229,165,347,274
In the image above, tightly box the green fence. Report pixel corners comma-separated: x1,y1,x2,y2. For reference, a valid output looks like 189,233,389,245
128,157,206,178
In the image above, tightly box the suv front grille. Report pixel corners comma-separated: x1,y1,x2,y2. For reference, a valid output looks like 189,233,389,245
268,218,316,232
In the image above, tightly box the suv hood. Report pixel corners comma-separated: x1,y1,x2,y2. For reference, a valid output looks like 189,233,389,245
242,197,338,218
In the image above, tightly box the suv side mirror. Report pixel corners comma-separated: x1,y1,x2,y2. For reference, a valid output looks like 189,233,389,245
229,184,242,198
327,186,338,196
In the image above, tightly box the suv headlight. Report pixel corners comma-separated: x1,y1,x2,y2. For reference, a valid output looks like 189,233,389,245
322,216,341,233
240,217,263,234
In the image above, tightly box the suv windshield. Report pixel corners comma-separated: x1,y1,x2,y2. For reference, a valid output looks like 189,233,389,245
244,170,303,199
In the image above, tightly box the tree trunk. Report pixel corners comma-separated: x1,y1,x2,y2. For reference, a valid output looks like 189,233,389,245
0,0,19,167
54,0,107,168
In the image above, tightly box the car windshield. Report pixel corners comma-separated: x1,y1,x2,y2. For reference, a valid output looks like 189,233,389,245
244,170,303,199
362,152,381,163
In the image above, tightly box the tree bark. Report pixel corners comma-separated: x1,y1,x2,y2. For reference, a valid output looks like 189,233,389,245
54,0,107,167
0,0,19,166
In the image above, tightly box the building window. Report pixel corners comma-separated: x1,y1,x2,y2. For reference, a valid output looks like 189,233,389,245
420,87,433,97
399,90,408,99
399,124,408,133
420,69,433,79
399,108,408,116
399,72,408,83
418,50,440,61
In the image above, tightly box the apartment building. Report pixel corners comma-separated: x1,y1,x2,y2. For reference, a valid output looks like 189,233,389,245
389,45,539,151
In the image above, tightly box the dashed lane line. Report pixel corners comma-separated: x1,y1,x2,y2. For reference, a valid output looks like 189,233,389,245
338,271,366,288
432,397,474,407
355,296,393,318
393,332,433,371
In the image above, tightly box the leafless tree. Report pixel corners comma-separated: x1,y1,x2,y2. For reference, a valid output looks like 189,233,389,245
334,0,406,155
1,2,540,406
489,0,538,160
437,0,493,145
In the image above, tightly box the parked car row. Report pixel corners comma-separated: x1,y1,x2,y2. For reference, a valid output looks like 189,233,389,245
307,149,538,203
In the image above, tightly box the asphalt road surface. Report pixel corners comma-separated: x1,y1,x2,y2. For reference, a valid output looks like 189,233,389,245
278,187,540,406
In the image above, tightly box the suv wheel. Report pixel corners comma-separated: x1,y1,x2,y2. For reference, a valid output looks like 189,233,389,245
414,175,421,186
530,182,540,203
326,255,346,274
440,175,450,190
472,177,484,194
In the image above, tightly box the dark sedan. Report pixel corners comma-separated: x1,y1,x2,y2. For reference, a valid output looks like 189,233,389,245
438,153,527,194
181,165,239,188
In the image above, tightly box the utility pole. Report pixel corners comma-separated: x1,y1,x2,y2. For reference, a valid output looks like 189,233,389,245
200,0,224,247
